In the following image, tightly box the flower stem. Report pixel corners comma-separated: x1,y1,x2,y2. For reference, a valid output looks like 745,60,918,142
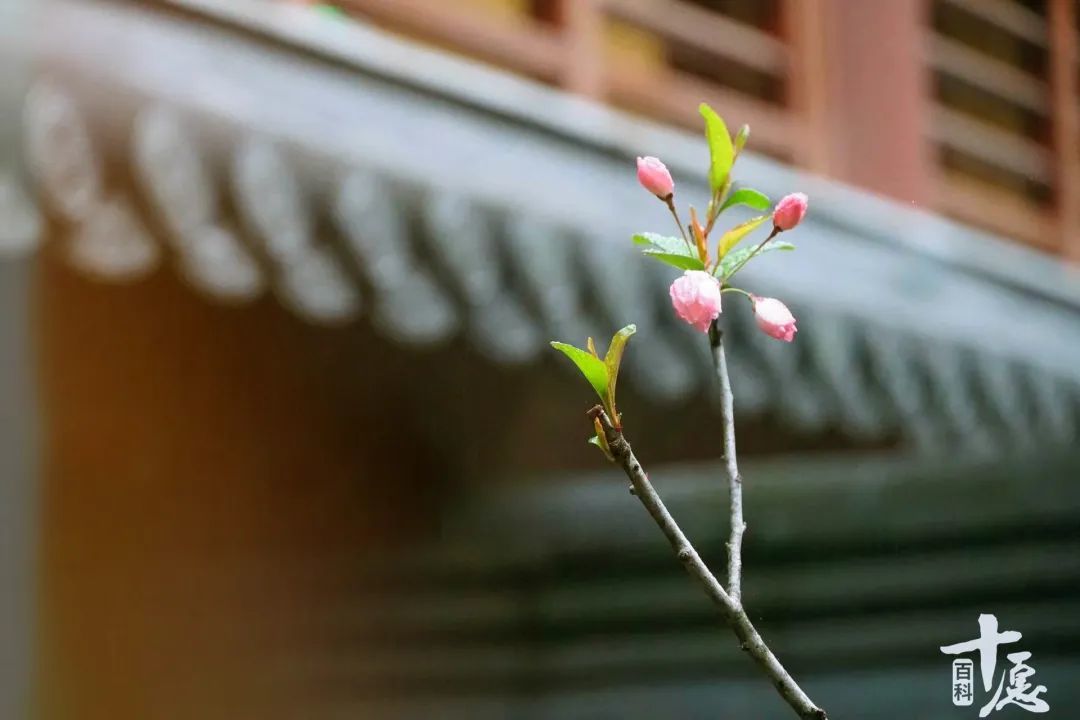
723,226,780,280
665,197,694,256
721,286,754,301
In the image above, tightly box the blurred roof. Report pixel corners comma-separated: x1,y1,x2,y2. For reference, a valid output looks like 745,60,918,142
5,0,1080,456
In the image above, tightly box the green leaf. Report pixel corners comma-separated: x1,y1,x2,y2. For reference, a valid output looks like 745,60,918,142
720,187,771,213
632,232,692,257
716,215,769,259
720,239,795,278
700,103,735,193
641,250,706,271
604,324,636,412
550,341,609,402
733,124,750,155
588,435,614,461
313,3,347,19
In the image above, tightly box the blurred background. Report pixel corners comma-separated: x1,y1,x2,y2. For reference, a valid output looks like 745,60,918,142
2,0,1080,718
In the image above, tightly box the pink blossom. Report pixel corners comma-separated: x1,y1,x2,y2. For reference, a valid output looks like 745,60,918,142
772,192,808,231
636,156,675,199
669,270,722,333
752,296,797,342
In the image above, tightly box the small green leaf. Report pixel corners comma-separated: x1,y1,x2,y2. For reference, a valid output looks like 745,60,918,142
312,3,347,19
734,124,750,155
604,324,636,412
720,239,795,278
632,232,692,257
550,341,609,402
716,215,769,259
641,250,706,271
588,436,614,461
700,103,735,193
720,187,771,213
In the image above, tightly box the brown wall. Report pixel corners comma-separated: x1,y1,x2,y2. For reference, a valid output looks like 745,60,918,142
31,242,445,719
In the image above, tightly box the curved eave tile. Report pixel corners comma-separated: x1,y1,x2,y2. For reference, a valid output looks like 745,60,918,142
14,0,1080,456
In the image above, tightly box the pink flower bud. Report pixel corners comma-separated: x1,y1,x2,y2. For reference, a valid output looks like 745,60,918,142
772,192,808,231
669,270,722,333
752,296,797,342
636,156,675,200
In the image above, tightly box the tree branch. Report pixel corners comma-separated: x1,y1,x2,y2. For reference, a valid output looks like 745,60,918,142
588,406,827,720
587,406,733,611
709,320,745,602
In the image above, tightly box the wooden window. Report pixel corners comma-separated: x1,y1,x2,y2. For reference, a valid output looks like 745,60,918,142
930,0,1059,249
336,0,800,158
322,0,1079,256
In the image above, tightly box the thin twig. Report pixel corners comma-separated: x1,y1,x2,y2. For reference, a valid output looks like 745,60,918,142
664,196,694,255
723,226,780,280
710,320,745,602
589,407,827,720
704,186,724,236
588,406,733,610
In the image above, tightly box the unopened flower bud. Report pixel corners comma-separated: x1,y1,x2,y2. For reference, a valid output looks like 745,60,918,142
752,296,797,342
669,270,722,333
637,156,675,200
772,192,808,231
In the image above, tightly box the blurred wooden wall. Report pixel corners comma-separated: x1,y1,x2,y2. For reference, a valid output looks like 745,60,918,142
31,241,445,719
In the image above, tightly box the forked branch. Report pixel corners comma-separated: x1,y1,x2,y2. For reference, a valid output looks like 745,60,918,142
588,407,827,720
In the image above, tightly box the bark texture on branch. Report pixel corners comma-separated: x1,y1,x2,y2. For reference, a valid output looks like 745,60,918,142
710,321,745,602
588,406,827,720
